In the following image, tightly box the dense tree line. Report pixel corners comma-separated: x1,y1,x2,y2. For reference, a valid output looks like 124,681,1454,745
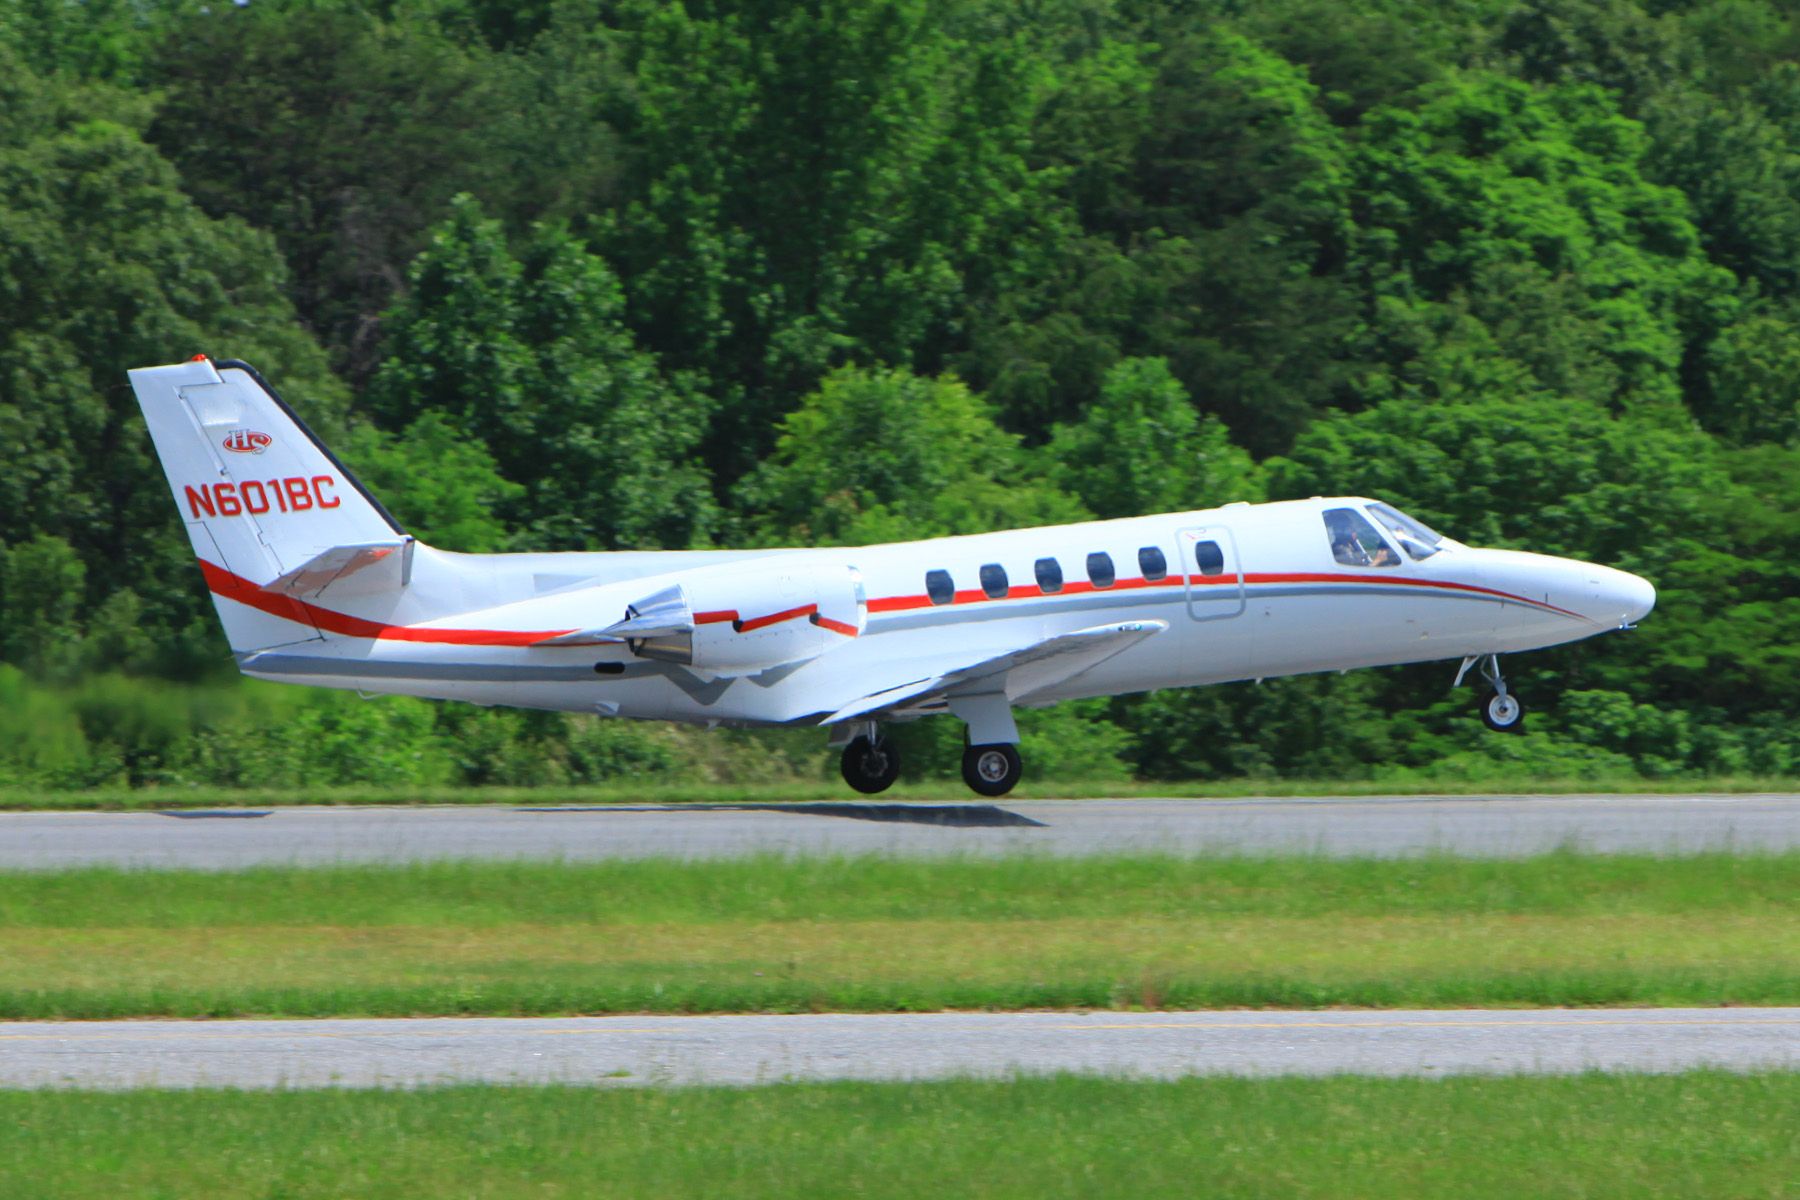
2,0,1797,787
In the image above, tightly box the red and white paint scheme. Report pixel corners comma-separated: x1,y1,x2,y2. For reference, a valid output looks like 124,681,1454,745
129,357,1656,795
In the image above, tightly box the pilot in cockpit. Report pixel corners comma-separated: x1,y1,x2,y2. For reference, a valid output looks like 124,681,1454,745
1325,507,1400,568
1326,513,1370,566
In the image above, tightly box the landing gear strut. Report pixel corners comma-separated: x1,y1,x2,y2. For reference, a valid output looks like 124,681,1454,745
962,743,1022,797
839,725,901,794
1456,653,1525,734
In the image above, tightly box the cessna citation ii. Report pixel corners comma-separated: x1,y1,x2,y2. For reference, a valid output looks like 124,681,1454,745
130,357,1656,796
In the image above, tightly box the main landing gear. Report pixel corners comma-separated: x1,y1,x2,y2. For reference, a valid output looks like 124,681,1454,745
1456,653,1526,734
833,695,1028,797
839,726,901,794
962,743,1023,797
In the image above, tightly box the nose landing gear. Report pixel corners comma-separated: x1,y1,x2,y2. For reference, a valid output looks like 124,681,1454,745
1456,654,1526,733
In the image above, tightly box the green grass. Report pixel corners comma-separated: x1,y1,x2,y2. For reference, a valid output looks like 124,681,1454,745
1,1073,1796,1198
5,853,1799,1017
2,775,1796,809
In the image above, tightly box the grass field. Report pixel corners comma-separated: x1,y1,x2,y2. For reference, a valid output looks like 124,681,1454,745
5,852,1797,1017
3,776,1796,810
2,1072,1795,1198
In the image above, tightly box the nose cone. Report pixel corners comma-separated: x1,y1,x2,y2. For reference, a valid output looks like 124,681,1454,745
1589,566,1656,628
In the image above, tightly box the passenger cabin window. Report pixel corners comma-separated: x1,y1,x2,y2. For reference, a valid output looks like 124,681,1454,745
1035,557,1063,594
1367,501,1444,561
925,569,955,605
1138,546,1168,582
1323,507,1399,568
1192,540,1225,576
979,563,1009,600
1087,552,1115,588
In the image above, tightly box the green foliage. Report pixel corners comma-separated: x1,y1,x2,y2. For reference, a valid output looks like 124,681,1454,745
0,535,86,679
603,0,1073,474
369,196,717,549
1350,74,1733,415
346,413,521,553
0,52,345,679
1047,357,1262,518
968,25,1358,453
142,4,620,379
1700,301,1800,443
738,366,1086,545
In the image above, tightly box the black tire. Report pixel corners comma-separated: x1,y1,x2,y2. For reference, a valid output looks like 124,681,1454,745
961,743,1022,797
1480,689,1526,733
840,736,901,794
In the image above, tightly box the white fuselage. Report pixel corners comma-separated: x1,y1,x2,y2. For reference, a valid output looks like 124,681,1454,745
229,497,1656,727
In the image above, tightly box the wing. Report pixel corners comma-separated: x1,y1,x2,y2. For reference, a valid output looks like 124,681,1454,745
819,619,1167,725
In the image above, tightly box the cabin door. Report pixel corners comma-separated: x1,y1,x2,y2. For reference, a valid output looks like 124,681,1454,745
1179,526,1246,622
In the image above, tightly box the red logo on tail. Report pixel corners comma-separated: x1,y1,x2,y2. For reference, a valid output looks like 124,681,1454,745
222,429,272,454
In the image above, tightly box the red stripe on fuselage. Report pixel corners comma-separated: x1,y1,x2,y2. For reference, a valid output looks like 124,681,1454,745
861,570,1580,620
199,560,576,647
811,613,861,637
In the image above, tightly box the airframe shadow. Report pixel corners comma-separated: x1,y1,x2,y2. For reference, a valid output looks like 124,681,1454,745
521,803,1045,828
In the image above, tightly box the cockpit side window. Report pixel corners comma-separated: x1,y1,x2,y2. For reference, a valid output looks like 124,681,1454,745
1323,508,1399,568
1366,502,1444,561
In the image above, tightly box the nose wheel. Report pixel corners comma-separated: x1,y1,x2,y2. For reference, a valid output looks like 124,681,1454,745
1481,689,1525,732
1458,654,1526,734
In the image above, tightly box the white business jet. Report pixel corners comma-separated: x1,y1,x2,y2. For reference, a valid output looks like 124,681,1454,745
129,358,1655,796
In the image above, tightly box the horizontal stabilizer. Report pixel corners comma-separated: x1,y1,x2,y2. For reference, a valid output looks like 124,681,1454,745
261,540,411,600
820,619,1167,725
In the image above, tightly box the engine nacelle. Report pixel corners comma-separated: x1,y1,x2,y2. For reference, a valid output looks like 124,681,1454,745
624,559,866,677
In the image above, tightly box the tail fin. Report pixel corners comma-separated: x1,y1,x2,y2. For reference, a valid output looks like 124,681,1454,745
128,357,411,653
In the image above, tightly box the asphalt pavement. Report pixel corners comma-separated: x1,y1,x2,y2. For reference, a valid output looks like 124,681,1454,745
0,794,1796,869
3,1008,1795,1089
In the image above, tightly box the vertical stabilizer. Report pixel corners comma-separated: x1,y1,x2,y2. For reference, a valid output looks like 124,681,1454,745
128,357,410,653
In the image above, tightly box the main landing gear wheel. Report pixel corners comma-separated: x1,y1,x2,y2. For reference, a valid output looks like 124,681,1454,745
962,743,1022,797
1481,690,1526,733
840,735,901,795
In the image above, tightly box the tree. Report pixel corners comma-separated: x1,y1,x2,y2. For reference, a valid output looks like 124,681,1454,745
1350,75,1735,416
601,0,1073,476
966,27,1359,453
347,414,522,553
1643,82,1800,298
144,4,621,379
369,196,717,550
0,535,86,678
736,366,1086,546
0,55,347,676
1046,357,1261,519
1701,301,1800,445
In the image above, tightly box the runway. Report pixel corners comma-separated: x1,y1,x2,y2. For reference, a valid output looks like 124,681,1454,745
1,794,1796,869
3,1009,1795,1089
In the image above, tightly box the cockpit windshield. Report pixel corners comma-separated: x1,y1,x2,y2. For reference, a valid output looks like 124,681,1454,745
1366,502,1445,561
1323,508,1399,568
